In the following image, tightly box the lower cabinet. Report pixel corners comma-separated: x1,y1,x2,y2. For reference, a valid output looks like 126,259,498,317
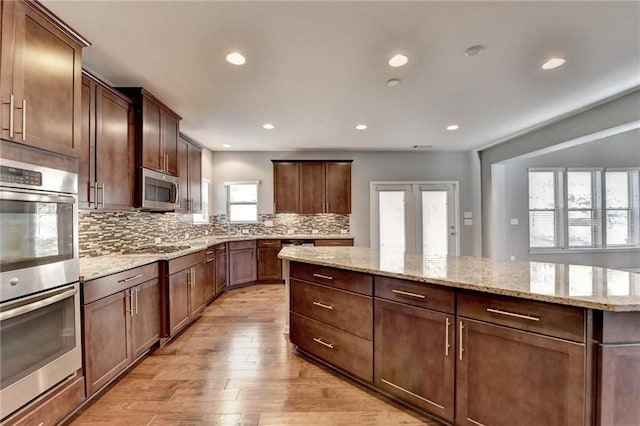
374,299,455,422
204,247,216,303
214,243,227,295
166,250,206,338
257,239,283,283
228,240,256,287
82,263,160,397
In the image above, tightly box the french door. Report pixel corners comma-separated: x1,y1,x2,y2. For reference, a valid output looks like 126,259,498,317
371,182,459,255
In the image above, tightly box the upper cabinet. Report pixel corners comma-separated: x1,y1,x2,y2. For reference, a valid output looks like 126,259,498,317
0,0,89,157
273,160,352,214
80,72,134,210
177,134,202,213
117,88,181,176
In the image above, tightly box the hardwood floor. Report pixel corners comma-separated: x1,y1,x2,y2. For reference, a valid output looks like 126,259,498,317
68,285,439,425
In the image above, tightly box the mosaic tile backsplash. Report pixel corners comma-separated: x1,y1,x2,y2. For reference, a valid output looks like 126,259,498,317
79,211,350,257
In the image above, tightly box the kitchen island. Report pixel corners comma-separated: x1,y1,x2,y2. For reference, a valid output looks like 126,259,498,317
278,246,640,426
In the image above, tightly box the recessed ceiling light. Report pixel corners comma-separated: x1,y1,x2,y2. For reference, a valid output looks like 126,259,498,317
388,54,408,67
355,124,367,130
541,58,566,70
226,52,246,65
387,78,401,87
222,144,231,148
464,45,484,57
262,123,275,130
446,124,460,131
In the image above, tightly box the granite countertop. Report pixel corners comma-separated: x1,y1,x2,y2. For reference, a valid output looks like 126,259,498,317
278,246,640,312
79,234,352,282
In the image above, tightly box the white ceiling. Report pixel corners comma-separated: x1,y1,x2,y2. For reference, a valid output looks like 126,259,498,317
43,1,640,152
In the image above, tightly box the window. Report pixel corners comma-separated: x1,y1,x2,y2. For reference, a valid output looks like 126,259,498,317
226,181,259,223
528,168,640,250
528,170,561,248
192,179,209,224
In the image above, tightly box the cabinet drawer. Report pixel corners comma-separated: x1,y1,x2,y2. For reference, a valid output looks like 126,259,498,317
314,239,353,247
291,262,372,296
8,375,85,426
204,246,216,260
83,262,159,304
229,240,256,250
214,243,227,254
167,250,205,274
375,276,454,314
291,279,372,339
290,312,373,382
257,239,282,248
457,291,585,342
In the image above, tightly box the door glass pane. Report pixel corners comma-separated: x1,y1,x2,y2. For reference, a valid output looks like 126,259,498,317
528,172,556,209
379,191,405,251
421,191,448,256
606,210,630,245
567,171,592,209
529,211,556,247
606,172,629,208
568,210,594,247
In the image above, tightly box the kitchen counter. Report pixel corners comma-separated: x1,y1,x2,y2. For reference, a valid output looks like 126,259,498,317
79,234,352,281
278,246,640,312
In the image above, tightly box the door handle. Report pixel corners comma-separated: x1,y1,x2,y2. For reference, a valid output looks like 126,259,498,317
2,94,14,138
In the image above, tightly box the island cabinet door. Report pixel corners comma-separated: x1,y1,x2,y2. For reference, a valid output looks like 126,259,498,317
374,299,454,423
456,318,586,426
129,278,160,360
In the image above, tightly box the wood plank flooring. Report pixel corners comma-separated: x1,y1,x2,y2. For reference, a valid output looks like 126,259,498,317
68,285,440,425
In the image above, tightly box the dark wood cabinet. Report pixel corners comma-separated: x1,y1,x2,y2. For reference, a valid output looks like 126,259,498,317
0,0,88,157
289,262,373,382
228,240,257,287
177,134,202,213
375,299,455,422
165,250,207,338
313,238,354,247
455,318,585,426
257,239,283,283
204,248,216,303
273,160,352,214
82,264,160,397
82,291,129,396
117,87,181,177
273,162,300,213
214,243,227,295
80,72,134,210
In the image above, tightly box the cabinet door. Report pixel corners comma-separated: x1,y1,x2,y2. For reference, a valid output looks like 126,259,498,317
215,246,227,294
176,137,189,212
229,248,256,287
325,161,351,214
374,299,454,422
96,85,134,210
204,254,216,303
257,247,282,281
168,268,191,336
162,110,179,176
456,318,585,426
188,143,202,213
141,96,162,171
273,162,299,213
130,279,160,360
0,1,17,140
78,76,95,209
598,344,640,426
190,263,206,317
5,1,83,156
299,162,324,214
83,291,130,396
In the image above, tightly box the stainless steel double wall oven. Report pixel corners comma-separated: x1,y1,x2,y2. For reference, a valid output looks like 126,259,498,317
0,157,81,420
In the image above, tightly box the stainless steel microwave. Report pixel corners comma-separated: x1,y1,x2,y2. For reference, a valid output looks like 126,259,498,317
140,168,179,211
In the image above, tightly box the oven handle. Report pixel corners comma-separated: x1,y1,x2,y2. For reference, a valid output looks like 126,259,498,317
0,286,77,321
0,190,75,204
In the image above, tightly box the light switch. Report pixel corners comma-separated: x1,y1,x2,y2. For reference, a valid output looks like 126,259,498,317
464,211,473,219
510,218,519,225
464,219,473,226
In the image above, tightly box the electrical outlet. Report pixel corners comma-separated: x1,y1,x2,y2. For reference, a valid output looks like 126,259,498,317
264,220,273,227
510,218,519,225
510,255,516,261
204,230,209,236
311,229,319,234
184,233,189,239
154,237,161,244
242,229,249,234
287,229,294,234
340,229,348,234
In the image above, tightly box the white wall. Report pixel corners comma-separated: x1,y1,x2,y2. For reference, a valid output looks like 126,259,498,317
480,89,640,269
207,151,481,255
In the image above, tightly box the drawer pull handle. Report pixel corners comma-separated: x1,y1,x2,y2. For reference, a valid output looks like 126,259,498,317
392,289,426,299
313,337,334,349
486,308,540,322
312,273,334,280
206,251,214,255
312,301,334,310
459,321,464,361
118,274,143,283
206,258,215,263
